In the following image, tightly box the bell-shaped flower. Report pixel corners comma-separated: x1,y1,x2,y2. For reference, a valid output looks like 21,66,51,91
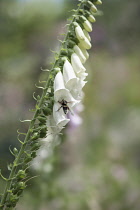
83,19,92,32
54,71,69,102
54,71,79,107
83,29,91,41
63,60,78,91
75,24,86,41
73,45,86,63
53,103,70,128
71,53,86,74
78,45,89,60
78,37,92,50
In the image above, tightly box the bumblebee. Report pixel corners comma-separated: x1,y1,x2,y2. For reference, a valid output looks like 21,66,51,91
57,99,70,114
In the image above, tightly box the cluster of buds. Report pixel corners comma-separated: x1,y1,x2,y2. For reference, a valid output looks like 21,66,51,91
47,0,102,137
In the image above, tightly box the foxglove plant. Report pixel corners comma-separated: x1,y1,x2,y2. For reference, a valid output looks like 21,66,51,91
0,0,102,209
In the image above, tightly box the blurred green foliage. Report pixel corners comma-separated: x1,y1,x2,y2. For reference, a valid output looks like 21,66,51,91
0,0,140,209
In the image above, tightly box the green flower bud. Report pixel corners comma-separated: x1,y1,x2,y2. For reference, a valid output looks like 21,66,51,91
31,143,40,151
42,107,52,115
13,148,18,155
31,132,40,140
37,116,46,123
17,170,26,179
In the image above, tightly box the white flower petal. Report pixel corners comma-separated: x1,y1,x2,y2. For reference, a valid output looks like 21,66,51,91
54,71,70,101
77,72,88,80
71,53,86,74
53,103,70,128
63,60,78,91
73,45,86,63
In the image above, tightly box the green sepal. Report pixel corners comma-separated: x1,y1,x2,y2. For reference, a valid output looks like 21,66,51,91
37,116,46,124
31,132,40,140
31,143,40,151
16,170,26,180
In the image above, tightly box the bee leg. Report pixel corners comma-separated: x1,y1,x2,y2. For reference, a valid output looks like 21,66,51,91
56,106,62,112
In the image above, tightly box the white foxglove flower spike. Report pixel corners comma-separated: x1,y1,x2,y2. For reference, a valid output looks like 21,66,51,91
63,60,78,91
73,45,86,63
71,53,86,74
53,103,70,128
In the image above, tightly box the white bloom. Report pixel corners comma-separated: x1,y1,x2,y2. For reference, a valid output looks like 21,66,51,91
83,29,91,41
83,19,92,32
53,103,70,128
78,46,89,60
71,53,86,74
78,37,92,49
75,24,86,41
63,60,78,91
54,71,69,102
73,45,86,63
54,71,79,107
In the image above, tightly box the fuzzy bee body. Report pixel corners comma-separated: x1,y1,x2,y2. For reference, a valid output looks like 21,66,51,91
57,99,70,114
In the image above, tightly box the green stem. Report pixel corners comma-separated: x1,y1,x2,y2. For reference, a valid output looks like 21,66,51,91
0,1,86,209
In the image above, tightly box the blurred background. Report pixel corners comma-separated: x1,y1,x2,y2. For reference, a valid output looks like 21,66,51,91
0,0,140,209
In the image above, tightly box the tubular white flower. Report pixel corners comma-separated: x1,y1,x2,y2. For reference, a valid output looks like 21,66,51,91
63,60,78,91
53,103,70,128
83,19,92,32
83,29,91,41
79,47,89,60
71,53,86,74
75,24,86,41
73,45,86,63
54,71,79,107
78,37,92,50
54,71,69,101
88,14,96,23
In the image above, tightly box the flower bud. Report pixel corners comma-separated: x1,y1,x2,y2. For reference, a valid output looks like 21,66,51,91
96,0,102,5
87,1,97,13
88,14,96,23
83,19,92,32
79,47,89,60
71,53,86,74
74,23,86,41
78,37,92,50
73,45,86,63
83,29,91,41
